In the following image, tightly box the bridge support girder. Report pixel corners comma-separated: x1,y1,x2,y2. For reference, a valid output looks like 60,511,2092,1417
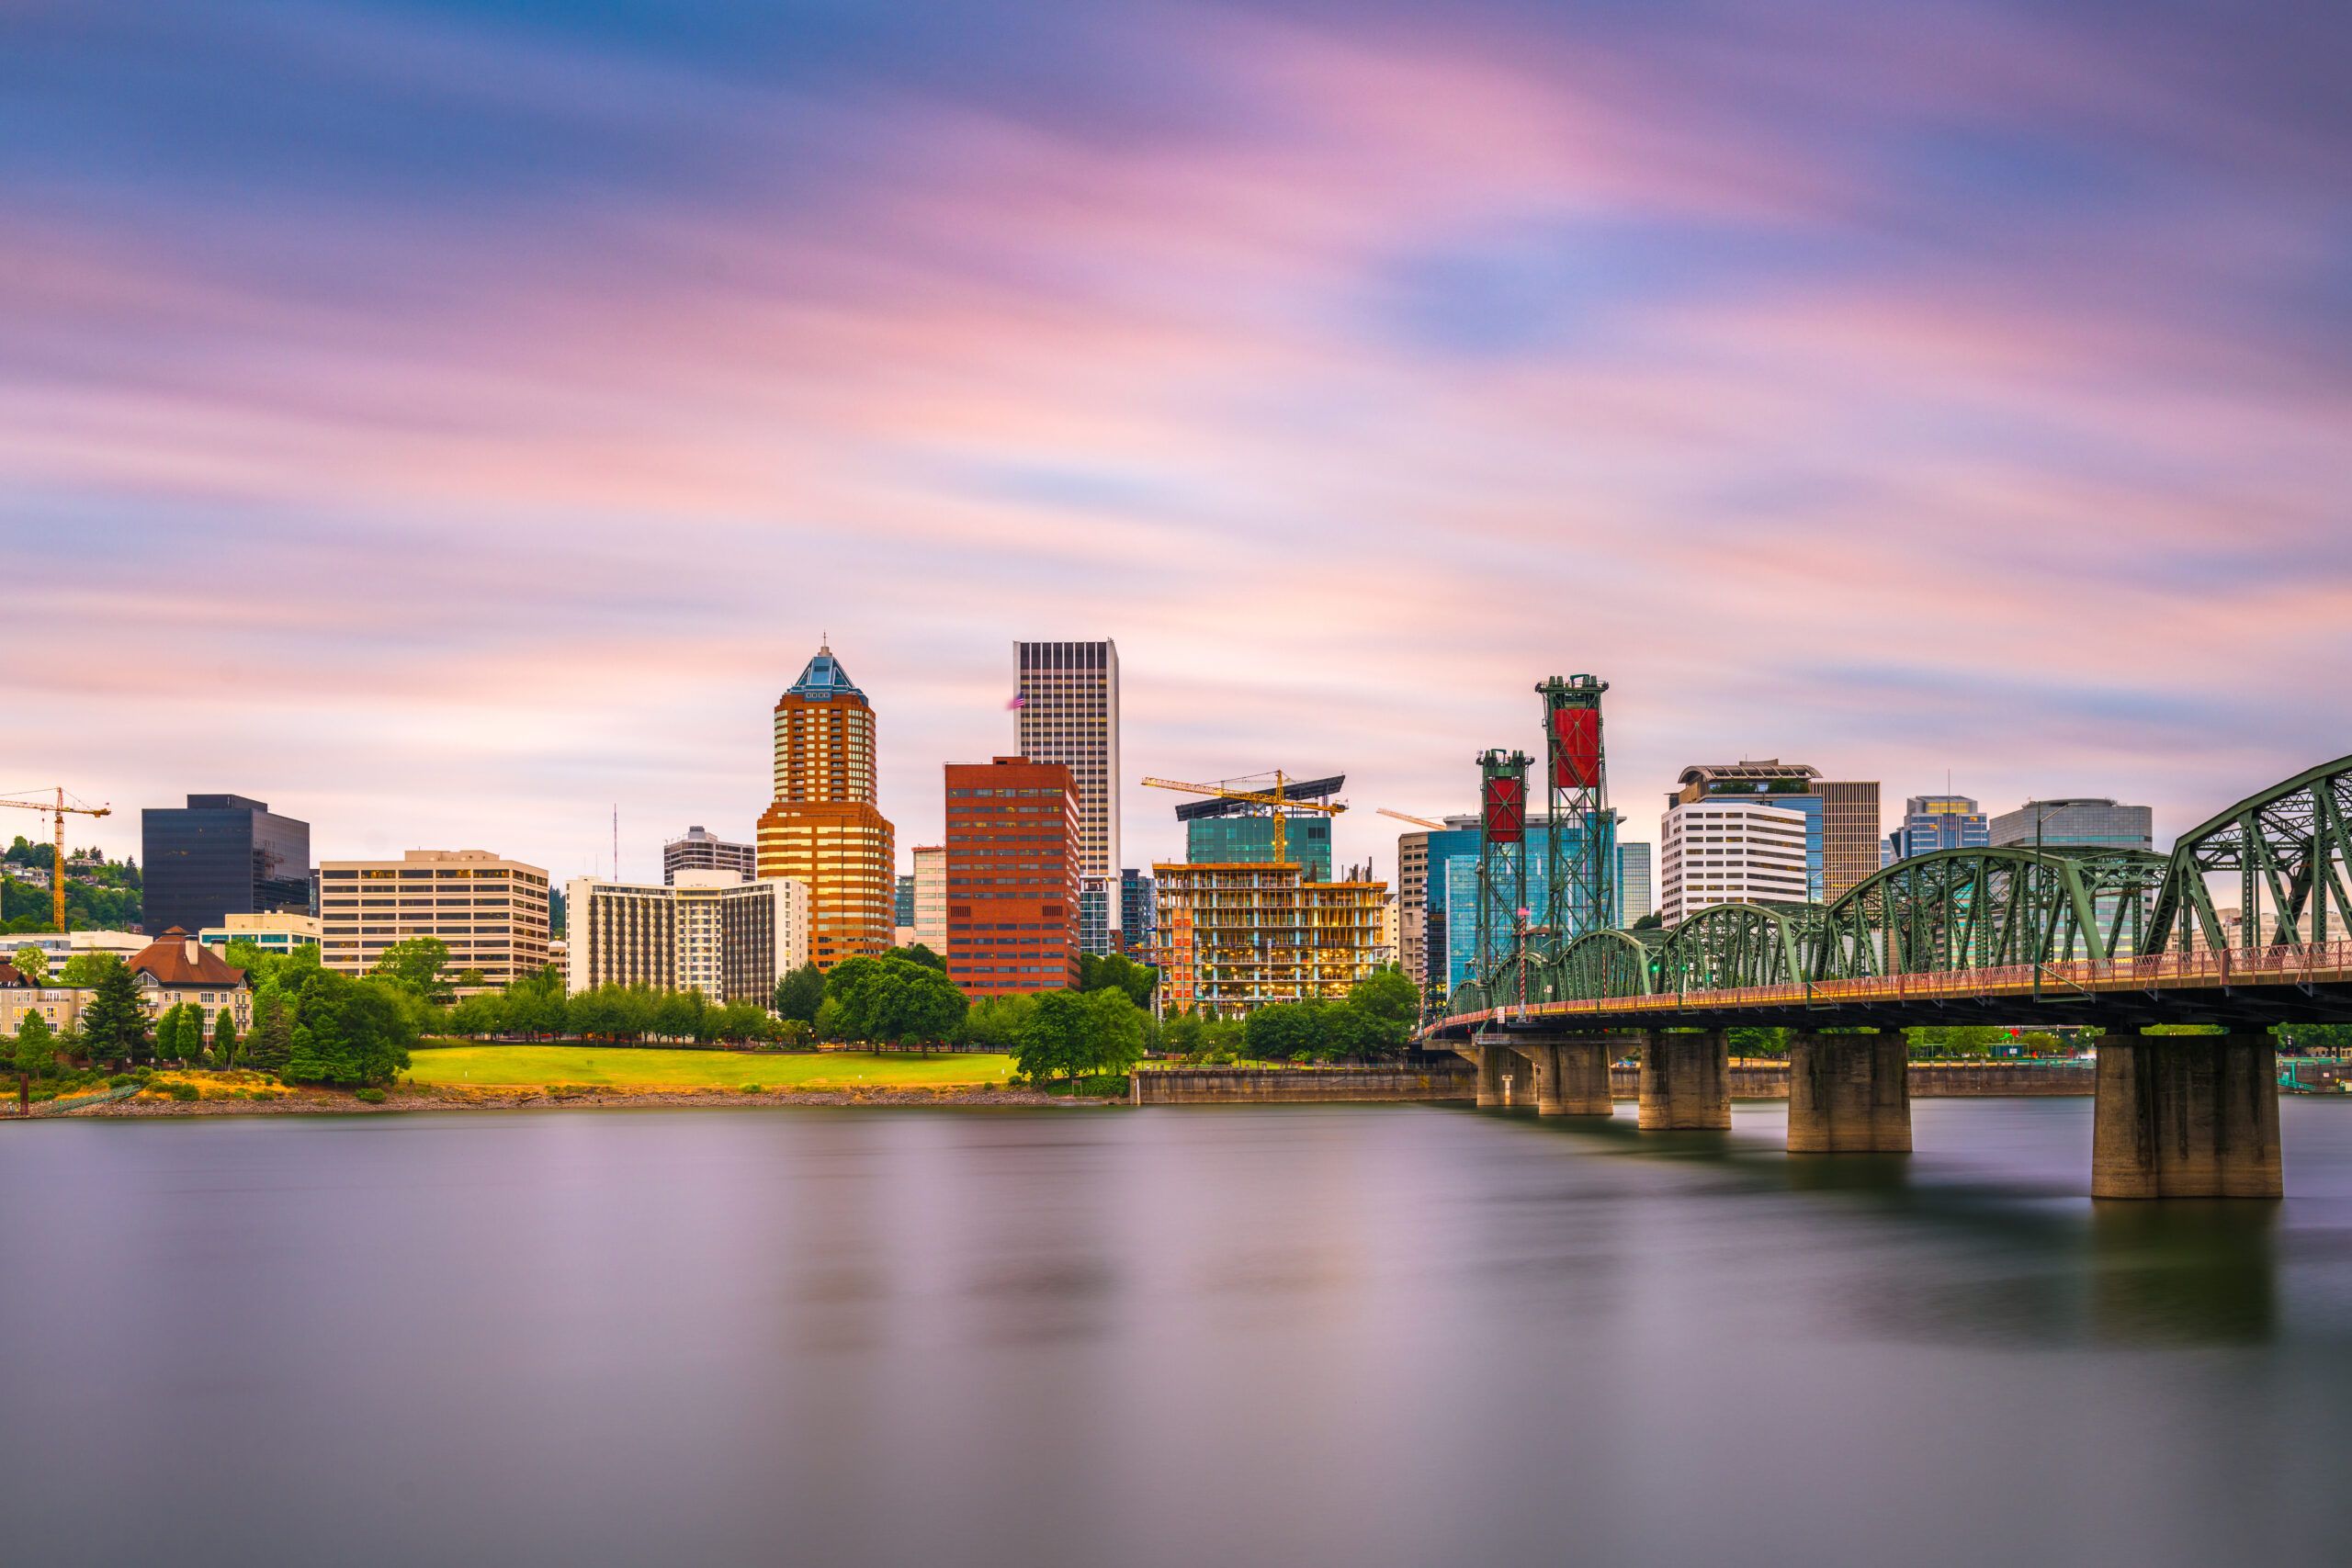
1638,1030,1730,1131
1787,1032,1910,1153
2093,1032,2281,1199
1510,1037,1619,1116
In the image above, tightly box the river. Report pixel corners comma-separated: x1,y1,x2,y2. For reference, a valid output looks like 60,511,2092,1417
6,1099,2352,1567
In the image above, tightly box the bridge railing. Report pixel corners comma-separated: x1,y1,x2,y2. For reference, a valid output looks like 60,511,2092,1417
1434,938,2352,1032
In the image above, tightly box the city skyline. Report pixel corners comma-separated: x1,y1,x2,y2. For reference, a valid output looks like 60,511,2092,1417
8,2,2346,887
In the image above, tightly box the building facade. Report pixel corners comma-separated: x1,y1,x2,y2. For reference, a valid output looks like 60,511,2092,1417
756,643,897,970
1153,862,1389,1021
1889,795,1992,861
1118,868,1155,957
1670,762,1880,901
1617,841,1655,924
1,931,254,1039
944,757,1081,998
1079,874,1112,956
564,870,807,1003
911,845,946,953
895,874,916,929
1989,798,2154,852
664,826,756,886
318,849,552,989
141,794,311,937
1658,798,1809,926
1183,814,1334,880
198,911,322,957
1013,640,1120,938
1396,819,1480,998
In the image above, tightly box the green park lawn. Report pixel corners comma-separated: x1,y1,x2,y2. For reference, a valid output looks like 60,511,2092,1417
405,1042,1018,1091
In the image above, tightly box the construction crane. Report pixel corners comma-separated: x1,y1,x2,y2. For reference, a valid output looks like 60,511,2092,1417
1140,771,1346,867
0,788,113,933
1377,808,1447,830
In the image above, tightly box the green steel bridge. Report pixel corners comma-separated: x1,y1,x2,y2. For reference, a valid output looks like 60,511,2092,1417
1428,751,2352,1038
1416,674,2347,1197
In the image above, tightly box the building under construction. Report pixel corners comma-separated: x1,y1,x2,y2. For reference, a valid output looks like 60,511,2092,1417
1151,861,1391,1020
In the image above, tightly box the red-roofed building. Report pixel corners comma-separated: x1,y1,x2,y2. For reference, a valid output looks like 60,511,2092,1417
126,928,252,1032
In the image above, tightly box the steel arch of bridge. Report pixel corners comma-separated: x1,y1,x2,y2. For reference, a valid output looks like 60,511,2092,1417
2147,754,2352,954
1546,927,1664,1003
1657,901,1820,995
1812,845,2168,981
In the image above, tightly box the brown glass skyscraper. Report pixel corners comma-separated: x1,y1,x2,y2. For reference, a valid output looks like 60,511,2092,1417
944,756,1080,996
756,643,896,970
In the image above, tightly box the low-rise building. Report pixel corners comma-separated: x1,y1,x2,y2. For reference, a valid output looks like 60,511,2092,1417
3,930,148,968
564,870,808,1004
319,850,552,990
1,962,82,1038
128,928,253,1033
198,911,322,957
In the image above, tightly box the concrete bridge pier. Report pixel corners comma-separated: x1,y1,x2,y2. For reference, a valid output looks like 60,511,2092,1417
1638,1031,1731,1131
2093,1032,2281,1199
1787,1032,1910,1153
1521,1038,1615,1116
1471,1045,1507,1108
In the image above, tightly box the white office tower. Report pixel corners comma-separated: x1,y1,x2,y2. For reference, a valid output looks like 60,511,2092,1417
1659,799,1808,925
1014,639,1121,939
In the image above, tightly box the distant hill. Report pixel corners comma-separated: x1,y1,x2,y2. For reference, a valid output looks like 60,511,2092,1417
3,838,142,932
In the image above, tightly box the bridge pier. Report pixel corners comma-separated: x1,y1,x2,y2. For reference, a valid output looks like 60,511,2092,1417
1472,1046,1507,1108
1638,1031,1730,1131
1518,1038,1616,1116
2093,1032,2280,1200
1787,1032,1910,1153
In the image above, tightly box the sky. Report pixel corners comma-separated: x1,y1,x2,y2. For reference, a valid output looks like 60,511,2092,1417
5,0,2348,885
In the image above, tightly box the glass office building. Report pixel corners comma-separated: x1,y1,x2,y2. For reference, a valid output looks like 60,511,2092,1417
1184,815,1333,881
1437,818,1616,994
141,794,311,937
1890,795,1992,861
1989,798,2154,852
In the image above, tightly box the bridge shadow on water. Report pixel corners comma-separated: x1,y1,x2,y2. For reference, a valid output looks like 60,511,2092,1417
1466,1102,2283,1349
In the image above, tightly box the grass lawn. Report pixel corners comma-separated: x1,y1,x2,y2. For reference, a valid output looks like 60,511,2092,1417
405,1043,1018,1091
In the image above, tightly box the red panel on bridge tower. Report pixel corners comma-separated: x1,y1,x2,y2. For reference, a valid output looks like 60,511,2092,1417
1552,709,1600,789
1483,776,1526,843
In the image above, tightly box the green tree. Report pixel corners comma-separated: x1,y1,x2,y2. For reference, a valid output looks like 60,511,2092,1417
2278,1023,2352,1054
1726,1025,1790,1058
152,1003,190,1063
58,952,114,987
75,954,150,1066
1346,969,1419,1057
1082,988,1146,1077
1243,1001,1317,1062
958,993,1035,1051
448,991,508,1037
897,942,946,972
12,1010,57,1111
10,944,48,985
371,936,454,1004
826,954,967,1045
774,963,826,1025
247,989,295,1072
1015,987,1143,1085
1632,912,1665,931
282,969,417,1087
211,1009,240,1066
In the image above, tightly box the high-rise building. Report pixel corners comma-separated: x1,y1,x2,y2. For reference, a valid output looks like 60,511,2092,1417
1079,874,1112,956
664,826,756,886
1154,862,1389,1020
564,870,808,1003
317,849,552,991
1182,814,1335,880
1889,795,1992,861
755,643,896,970
141,794,311,936
1438,815,1619,992
911,845,946,953
1657,798,1809,926
1617,841,1654,924
944,757,1080,997
1013,640,1119,934
1989,798,2154,852
894,874,916,929
1118,868,1155,956
1397,818,1481,997
1670,762,1879,900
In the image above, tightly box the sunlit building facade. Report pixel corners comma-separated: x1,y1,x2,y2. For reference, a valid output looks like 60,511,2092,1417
756,643,896,970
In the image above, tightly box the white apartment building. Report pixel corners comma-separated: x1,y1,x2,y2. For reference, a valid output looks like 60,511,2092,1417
565,870,808,1004
1659,800,1809,925
319,850,552,989
1014,640,1120,936
910,843,946,953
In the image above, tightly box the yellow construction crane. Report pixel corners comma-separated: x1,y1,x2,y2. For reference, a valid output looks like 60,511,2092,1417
0,788,113,933
1140,771,1346,867
1377,808,1446,830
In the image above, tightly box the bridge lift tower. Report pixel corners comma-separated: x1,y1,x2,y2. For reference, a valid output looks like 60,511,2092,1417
1474,749,1532,1005
1536,674,1612,957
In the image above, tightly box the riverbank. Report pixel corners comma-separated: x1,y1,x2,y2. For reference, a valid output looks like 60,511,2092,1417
28,1080,1102,1117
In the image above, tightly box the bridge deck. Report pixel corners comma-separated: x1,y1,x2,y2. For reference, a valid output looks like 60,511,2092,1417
1430,940,2352,1037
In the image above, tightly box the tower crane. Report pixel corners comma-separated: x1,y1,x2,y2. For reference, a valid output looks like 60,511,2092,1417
1377,808,1447,830
1139,772,1346,867
0,788,113,933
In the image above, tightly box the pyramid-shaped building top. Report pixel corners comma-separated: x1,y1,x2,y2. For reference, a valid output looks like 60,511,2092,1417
786,643,865,703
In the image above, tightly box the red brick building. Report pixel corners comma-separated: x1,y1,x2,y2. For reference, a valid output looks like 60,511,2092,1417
944,757,1080,997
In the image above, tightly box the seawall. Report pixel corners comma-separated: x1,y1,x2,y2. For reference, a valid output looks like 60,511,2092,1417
1135,1060,2096,1105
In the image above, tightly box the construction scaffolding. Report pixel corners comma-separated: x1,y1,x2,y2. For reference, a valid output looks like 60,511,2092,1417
1152,861,1391,1020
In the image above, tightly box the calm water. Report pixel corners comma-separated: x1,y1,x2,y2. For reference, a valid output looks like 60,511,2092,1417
7,1100,2352,1568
